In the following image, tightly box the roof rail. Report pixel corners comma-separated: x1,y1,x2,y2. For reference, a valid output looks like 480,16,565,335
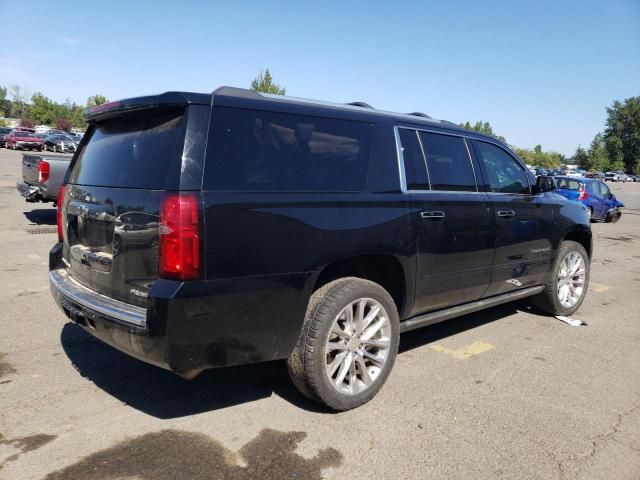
347,101,373,108
408,112,431,118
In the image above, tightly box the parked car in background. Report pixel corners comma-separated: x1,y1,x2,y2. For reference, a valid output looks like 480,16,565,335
555,176,624,222
16,153,72,204
48,87,592,411
629,175,640,182
0,127,12,147
585,171,605,180
4,131,44,151
44,134,78,153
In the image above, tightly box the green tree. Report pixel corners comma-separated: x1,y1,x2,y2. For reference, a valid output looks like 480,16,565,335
587,133,611,172
250,69,286,95
603,97,640,174
0,85,8,117
31,92,57,125
513,146,562,169
573,146,589,169
459,120,504,142
87,94,109,107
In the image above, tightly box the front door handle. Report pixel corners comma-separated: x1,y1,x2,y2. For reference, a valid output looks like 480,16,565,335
421,211,446,219
497,210,516,218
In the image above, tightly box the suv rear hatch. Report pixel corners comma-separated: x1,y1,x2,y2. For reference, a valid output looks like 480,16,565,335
60,95,210,308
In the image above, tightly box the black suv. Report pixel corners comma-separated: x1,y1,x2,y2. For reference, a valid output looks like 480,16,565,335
49,87,591,410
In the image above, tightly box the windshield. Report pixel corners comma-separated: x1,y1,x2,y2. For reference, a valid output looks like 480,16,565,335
17,132,36,138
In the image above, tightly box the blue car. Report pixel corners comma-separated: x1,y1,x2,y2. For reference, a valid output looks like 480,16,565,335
554,176,625,222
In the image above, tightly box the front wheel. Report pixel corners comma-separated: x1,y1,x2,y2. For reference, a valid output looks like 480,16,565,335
532,240,589,316
287,277,400,411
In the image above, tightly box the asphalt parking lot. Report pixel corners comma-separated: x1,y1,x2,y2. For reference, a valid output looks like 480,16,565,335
0,147,639,480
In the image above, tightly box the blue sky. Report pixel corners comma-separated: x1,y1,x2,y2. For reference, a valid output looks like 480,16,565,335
1,0,638,155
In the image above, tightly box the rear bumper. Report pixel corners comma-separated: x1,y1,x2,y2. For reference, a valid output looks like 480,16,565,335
16,181,40,202
49,266,171,372
49,244,313,378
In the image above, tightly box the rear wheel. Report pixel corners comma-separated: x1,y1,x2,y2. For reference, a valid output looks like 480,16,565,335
287,277,399,411
532,240,589,316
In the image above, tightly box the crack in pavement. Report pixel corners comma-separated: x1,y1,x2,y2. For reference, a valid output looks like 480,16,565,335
555,403,640,479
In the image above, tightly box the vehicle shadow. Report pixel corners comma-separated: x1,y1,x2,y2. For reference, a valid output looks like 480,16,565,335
60,323,326,418
24,208,57,225
60,300,534,418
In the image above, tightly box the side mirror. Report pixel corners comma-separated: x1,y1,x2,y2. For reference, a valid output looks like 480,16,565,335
534,175,556,194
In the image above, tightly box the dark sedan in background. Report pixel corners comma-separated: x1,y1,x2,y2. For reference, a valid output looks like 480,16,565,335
43,134,79,153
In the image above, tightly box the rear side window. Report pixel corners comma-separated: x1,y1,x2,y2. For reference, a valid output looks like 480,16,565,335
474,141,530,194
69,109,186,189
398,129,429,190
419,132,476,192
204,107,372,192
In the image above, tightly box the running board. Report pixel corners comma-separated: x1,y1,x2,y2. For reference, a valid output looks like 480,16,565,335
399,285,545,333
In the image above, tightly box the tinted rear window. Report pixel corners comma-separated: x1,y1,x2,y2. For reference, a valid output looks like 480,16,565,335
68,109,186,189
204,107,372,192
555,178,582,191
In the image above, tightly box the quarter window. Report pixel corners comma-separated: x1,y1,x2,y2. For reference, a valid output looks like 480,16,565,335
474,141,530,194
204,107,372,192
398,129,429,190
419,132,477,192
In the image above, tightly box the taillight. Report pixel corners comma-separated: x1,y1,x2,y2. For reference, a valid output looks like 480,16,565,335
38,161,50,183
57,185,66,242
578,185,589,201
159,193,200,280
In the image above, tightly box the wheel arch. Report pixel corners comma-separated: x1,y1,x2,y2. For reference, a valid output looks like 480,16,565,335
563,228,592,258
313,254,412,319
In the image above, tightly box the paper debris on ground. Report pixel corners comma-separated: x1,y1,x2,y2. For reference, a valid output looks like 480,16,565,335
555,315,587,326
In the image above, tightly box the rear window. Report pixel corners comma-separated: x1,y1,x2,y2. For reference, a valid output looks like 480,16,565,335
204,107,372,192
68,109,186,189
556,178,582,191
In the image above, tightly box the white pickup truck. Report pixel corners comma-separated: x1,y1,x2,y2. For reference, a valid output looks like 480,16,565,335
16,153,72,204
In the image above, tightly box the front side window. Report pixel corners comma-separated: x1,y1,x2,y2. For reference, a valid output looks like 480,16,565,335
419,132,476,192
474,141,530,194
205,107,372,192
398,129,429,190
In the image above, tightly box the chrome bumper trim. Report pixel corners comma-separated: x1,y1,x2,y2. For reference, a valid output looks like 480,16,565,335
49,268,147,328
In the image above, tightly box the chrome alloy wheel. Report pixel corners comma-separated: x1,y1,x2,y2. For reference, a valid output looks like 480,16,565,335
324,298,391,395
556,251,586,308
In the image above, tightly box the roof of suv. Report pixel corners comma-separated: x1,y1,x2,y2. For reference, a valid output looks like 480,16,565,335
211,86,502,143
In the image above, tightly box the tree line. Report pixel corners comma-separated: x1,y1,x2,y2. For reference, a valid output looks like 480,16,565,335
460,96,640,173
0,85,108,132
5,68,637,173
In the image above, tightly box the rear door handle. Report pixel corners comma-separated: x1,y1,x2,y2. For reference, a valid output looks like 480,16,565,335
497,210,516,218
421,211,446,219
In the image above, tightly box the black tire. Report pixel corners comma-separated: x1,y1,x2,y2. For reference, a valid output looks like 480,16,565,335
287,277,400,411
531,240,590,316
606,211,621,223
